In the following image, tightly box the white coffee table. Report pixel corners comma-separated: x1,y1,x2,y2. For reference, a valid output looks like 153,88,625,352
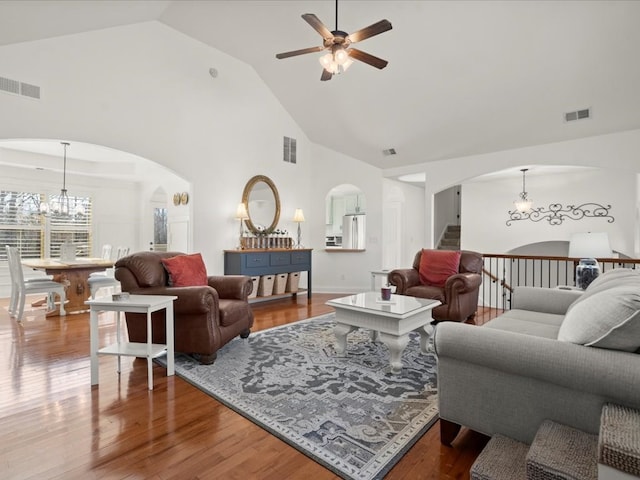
326,292,441,373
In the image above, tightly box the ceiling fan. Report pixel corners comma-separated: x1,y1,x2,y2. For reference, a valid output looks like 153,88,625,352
275,0,392,81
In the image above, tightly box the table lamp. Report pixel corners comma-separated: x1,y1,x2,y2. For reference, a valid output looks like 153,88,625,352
293,208,305,249
568,232,612,289
235,203,249,249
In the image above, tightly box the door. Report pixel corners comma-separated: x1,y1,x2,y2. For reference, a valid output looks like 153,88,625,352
152,207,168,252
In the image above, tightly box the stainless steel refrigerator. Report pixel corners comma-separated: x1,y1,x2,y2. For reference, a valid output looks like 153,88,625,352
342,213,366,249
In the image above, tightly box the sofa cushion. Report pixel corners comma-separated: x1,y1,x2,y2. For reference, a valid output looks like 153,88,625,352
558,286,640,352
161,253,208,287
418,249,461,287
485,313,562,339
498,309,565,327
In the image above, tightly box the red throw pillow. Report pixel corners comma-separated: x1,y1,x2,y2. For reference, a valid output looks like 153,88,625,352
161,253,208,287
418,249,462,288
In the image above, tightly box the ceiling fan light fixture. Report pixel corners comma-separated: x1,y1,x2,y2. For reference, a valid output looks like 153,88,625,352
319,52,335,69
334,47,349,65
339,58,354,73
275,0,392,81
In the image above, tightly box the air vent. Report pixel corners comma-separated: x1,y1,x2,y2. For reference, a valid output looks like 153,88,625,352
564,108,591,123
20,82,40,99
283,136,297,164
382,148,397,156
0,75,41,100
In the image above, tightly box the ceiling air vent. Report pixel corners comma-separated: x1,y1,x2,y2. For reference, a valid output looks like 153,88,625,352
283,136,297,164
382,148,397,156
0,75,41,99
564,108,591,123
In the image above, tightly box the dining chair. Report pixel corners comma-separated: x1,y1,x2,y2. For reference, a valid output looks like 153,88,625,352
88,246,130,299
100,244,113,261
5,245,67,321
88,244,113,279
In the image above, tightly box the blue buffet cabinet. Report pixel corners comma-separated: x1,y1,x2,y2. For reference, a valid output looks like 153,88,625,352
223,249,312,300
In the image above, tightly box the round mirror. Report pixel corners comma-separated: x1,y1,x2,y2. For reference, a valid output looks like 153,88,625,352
242,175,281,234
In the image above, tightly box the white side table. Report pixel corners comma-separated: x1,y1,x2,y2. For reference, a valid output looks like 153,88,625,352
370,269,390,290
86,294,177,390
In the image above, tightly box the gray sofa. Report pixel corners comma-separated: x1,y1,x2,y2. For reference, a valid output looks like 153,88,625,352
434,268,640,446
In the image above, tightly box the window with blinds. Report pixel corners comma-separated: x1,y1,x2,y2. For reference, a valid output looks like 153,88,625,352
0,190,93,261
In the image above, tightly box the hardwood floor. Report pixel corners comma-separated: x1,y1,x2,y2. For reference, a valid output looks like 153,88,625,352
0,294,489,479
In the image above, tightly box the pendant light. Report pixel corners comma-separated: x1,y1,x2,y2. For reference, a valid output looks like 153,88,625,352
514,168,533,213
39,141,72,216
57,142,71,215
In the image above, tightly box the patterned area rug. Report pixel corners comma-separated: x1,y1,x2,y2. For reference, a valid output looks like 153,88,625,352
157,313,438,480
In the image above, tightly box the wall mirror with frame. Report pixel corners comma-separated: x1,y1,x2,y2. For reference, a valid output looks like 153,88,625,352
242,175,281,234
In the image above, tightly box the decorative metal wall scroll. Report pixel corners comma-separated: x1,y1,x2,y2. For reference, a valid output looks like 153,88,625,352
506,203,615,226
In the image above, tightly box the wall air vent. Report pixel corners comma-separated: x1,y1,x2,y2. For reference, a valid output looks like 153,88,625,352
0,76,20,95
283,136,297,164
20,82,40,99
382,148,397,156
0,76,41,99
564,108,591,123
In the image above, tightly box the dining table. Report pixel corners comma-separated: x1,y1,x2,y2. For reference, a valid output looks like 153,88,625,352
22,257,114,314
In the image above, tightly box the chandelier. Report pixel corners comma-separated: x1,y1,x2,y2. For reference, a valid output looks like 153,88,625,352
40,141,72,216
57,142,71,215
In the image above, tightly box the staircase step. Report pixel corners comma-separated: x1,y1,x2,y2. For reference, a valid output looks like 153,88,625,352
527,420,598,480
599,403,640,477
440,238,460,245
470,434,529,480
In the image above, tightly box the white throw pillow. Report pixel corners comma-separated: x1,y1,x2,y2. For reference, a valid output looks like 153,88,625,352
558,286,640,352
586,268,640,293
568,269,640,310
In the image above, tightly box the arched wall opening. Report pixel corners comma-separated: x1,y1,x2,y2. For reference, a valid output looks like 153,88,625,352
0,138,191,258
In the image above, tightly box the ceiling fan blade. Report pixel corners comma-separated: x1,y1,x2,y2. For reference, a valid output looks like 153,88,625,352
347,19,392,43
320,69,333,81
348,48,389,69
276,46,325,59
302,13,333,39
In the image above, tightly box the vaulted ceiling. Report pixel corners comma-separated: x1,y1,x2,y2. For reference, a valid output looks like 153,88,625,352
1,0,640,173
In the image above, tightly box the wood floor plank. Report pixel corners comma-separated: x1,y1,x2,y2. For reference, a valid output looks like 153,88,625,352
0,294,488,479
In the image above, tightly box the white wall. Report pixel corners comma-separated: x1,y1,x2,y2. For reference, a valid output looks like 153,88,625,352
461,168,636,256
4,20,637,300
310,144,384,293
0,21,388,294
382,178,425,269
384,129,640,255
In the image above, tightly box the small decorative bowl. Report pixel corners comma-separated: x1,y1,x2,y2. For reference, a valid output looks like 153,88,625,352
112,292,130,301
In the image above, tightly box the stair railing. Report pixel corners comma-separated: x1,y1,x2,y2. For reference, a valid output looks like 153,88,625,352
480,253,640,312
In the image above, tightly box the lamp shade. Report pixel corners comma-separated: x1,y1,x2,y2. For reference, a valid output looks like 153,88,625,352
235,203,249,219
293,208,305,223
568,232,612,258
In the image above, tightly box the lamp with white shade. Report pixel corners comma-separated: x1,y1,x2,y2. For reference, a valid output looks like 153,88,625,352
235,203,249,249
293,209,305,249
568,232,612,289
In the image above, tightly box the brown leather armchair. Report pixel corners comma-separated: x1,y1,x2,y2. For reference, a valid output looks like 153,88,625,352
388,250,483,323
114,251,254,364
